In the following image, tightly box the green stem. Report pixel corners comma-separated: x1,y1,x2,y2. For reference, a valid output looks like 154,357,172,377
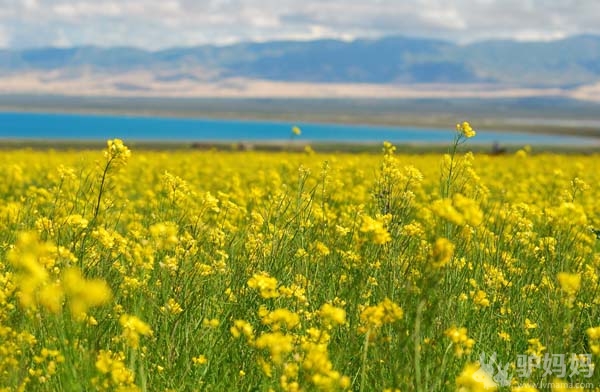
434,342,454,391
414,300,426,392
93,158,112,222
139,356,147,392
442,136,459,199
359,329,371,392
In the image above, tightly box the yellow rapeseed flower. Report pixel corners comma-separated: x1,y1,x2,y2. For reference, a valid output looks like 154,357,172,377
498,331,511,342
431,238,455,268
319,303,347,327
93,350,138,391
359,298,403,333
7,231,53,310
261,308,300,331
524,318,538,330
470,290,491,308
457,121,476,138
360,215,392,245
254,332,294,364
557,272,581,295
231,320,254,339
62,268,112,317
192,355,208,365
104,138,131,166
38,282,64,314
247,272,279,299
203,318,220,328
149,222,179,250
456,362,496,391
445,326,475,357
160,298,183,315
119,314,153,349
586,326,600,355
526,338,546,358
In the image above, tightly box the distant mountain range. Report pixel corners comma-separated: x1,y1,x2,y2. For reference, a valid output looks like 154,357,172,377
1,35,599,98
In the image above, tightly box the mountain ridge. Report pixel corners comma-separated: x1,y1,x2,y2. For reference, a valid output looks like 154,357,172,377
0,34,598,86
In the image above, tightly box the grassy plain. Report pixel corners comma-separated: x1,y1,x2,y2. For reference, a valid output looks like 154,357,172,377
1,129,600,391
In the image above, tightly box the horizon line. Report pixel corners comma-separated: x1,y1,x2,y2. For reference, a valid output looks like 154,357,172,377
2,32,599,52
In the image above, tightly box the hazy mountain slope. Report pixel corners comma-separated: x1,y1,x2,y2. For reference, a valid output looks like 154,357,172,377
0,35,599,88
458,35,600,86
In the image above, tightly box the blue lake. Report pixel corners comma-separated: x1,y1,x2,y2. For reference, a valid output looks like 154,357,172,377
0,111,597,145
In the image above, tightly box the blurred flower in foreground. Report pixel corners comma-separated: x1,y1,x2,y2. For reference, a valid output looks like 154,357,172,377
456,362,497,391
557,272,581,295
119,314,153,349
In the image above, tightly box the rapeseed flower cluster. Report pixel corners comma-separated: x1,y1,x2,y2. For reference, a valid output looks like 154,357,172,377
360,214,392,244
119,314,153,349
359,298,404,335
445,326,476,357
587,327,600,355
93,350,139,391
0,129,599,390
248,272,280,299
456,362,496,392
430,237,455,268
457,121,476,138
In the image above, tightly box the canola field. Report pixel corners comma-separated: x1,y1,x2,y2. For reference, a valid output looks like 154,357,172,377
1,125,600,391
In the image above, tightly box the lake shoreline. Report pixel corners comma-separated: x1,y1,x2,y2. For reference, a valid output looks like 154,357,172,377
2,111,597,147
1,95,600,138
2,139,600,155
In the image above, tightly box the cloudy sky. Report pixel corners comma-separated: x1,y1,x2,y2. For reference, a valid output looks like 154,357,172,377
0,0,598,49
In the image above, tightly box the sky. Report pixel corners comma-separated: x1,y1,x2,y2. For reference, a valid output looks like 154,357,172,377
0,0,598,49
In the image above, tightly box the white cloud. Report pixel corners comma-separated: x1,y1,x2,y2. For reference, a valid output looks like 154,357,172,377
52,28,71,47
0,26,8,48
0,0,599,49
420,7,467,30
23,0,38,10
513,30,569,42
